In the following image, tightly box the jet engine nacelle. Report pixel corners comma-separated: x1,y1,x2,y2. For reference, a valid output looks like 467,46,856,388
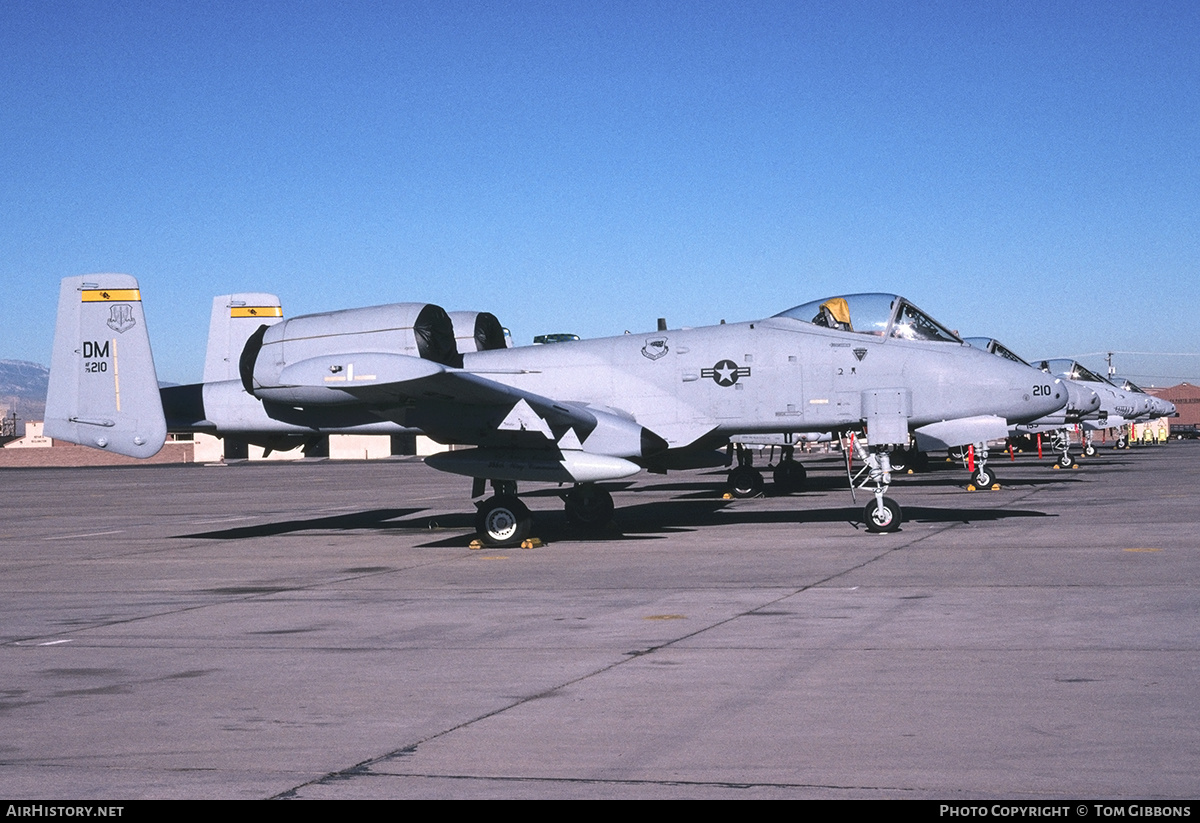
448,311,509,353
245,302,462,395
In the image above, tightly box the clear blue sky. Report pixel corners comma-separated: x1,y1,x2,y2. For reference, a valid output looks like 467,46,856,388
3,0,1198,386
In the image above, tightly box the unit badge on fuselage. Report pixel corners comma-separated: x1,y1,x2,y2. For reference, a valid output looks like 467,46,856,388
641,336,669,360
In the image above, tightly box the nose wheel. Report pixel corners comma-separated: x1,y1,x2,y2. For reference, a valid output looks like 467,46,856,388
1049,429,1074,467
966,443,997,488
864,496,902,532
970,465,995,487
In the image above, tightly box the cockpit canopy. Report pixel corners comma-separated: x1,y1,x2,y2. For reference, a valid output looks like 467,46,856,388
1111,376,1145,393
963,337,1032,366
774,293,962,343
1038,359,1114,386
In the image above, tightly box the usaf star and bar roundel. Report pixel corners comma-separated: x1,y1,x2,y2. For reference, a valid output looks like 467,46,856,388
701,359,751,387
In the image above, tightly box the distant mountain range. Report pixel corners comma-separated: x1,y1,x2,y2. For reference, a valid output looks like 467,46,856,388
0,360,181,423
0,360,48,421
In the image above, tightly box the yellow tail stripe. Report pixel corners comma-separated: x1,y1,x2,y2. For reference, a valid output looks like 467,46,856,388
230,306,283,318
81,289,141,302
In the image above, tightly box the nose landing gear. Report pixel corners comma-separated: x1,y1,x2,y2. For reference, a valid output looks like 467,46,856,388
845,433,903,533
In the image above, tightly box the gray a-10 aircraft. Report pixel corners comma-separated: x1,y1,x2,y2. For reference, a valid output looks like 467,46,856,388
1110,376,1177,428
965,338,1102,469
965,338,1163,463
1035,359,1158,456
46,276,1068,544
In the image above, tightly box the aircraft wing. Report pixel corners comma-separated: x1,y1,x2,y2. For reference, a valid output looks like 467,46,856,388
252,352,664,461
912,415,1011,451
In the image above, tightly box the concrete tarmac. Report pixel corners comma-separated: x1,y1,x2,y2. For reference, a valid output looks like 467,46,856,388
2,444,1197,799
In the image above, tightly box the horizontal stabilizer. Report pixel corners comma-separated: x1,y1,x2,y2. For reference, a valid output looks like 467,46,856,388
45,275,167,458
913,415,1009,451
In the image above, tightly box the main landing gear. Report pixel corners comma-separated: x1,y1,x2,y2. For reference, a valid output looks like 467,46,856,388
888,445,929,473
725,444,806,497
771,445,808,494
473,479,616,546
726,444,764,498
845,434,902,533
563,483,614,529
475,482,533,548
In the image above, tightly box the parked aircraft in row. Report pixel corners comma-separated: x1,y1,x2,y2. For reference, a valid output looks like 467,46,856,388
46,277,1069,544
965,338,1175,465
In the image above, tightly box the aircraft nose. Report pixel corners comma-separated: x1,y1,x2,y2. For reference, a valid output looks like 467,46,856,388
1065,383,1101,417
1046,378,1069,416
1000,365,1068,423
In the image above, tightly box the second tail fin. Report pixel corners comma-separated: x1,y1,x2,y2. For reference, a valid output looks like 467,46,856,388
203,293,283,383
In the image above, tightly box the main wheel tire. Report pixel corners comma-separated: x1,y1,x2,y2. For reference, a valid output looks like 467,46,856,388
1083,444,1096,457
771,460,807,494
727,465,765,498
1056,453,1074,468
970,466,995,487
864,497,902,532
564,485,614,529
475,495,532,547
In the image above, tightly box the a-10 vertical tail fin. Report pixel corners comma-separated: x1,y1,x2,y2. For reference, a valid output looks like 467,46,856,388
202,293,283,384
44,274,167,458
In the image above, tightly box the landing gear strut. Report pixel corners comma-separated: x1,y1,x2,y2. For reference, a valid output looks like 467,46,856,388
968,444,996,488
1050,429,1074,468
846,434,902,533
1082,431,1097,457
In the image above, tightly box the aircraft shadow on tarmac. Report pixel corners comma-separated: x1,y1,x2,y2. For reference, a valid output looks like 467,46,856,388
173,471,1056,545
410,499,1055,547
174,467,1059,545
177,508,424,540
